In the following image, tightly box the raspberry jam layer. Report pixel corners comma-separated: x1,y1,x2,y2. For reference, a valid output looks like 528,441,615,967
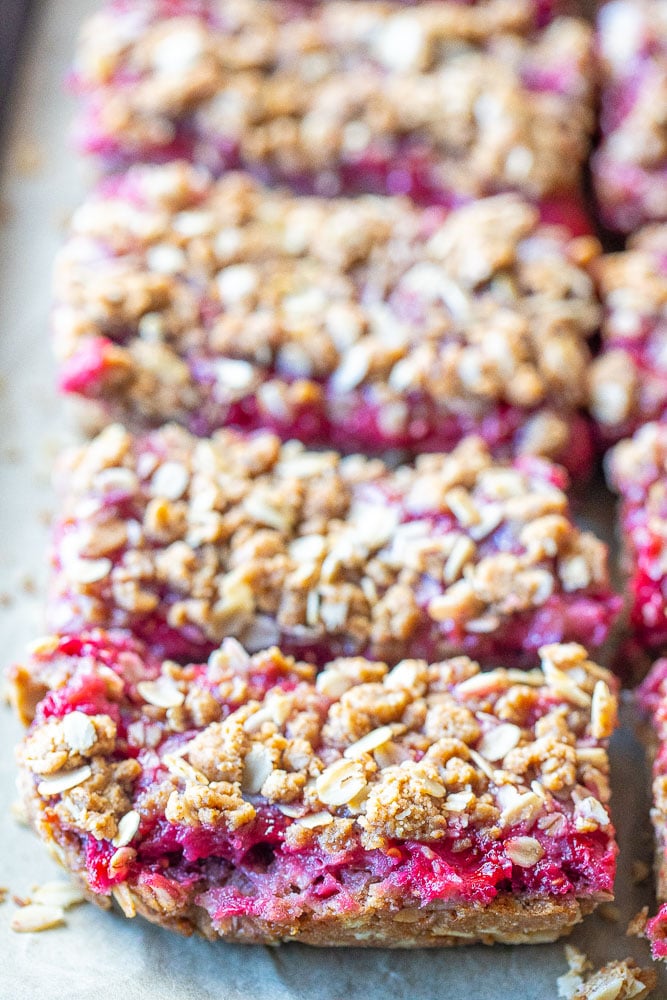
18,633,618,942
47,426,621,669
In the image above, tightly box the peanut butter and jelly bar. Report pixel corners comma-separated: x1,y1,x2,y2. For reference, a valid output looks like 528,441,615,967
54,164,601,474
45,424,621,671
589,227,667,446
593,0,667,232
15,632,618,945
71,0,594,224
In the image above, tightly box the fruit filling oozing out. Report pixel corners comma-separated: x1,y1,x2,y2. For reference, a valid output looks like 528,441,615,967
636,660,667,960
589,226,667,446
44,425,621,675
607,423,667,653
16,632,618,942
54,163,601,474
70,0,594,228
593,0,667,233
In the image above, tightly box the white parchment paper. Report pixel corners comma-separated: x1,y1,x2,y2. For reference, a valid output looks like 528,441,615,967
0,3,665,996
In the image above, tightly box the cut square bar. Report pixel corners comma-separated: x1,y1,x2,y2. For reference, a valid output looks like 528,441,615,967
44,424,621,673
607,422,667,653
593,1,667,233
15,632,618,946
54,164,601,474
71,0,594,223
637,660,667,959
589,227,667,446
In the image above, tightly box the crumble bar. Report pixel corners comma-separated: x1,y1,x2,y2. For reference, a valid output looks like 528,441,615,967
636,659,667,961
54,163,601,474
15,632,618,946
607,422,667,652
71,0,595,223
42,424,621,676
593,0,667,232
589,227,667,445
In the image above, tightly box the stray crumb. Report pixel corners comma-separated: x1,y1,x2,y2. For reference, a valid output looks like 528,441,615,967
558,947,656,1000
13,138,44,177
627,907,649,938
20,575,36,595
631,860,651,885
0,593,12,607
11,800,29,826
0,887,7,904
598,902,621,923
38,508,53,526
29,881,86,911
11,903,65,933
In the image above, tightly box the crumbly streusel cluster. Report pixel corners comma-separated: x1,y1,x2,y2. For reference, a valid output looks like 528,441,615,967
73,0,594,199
50,424,610,658
18,637,617,858
54,162,600,450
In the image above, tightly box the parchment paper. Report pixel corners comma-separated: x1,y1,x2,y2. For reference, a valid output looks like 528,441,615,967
1,3,665,996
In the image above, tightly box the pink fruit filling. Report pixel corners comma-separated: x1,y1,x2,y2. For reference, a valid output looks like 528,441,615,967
19,633,618,937
47,426,621,669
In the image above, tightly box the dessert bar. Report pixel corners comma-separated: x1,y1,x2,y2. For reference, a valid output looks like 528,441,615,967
593,0,667,232
15,632,618,945
636,659,667,960
71,0,595,223
607,422,667,653
54,163,601,474
45,424,621,673
589,227,667,446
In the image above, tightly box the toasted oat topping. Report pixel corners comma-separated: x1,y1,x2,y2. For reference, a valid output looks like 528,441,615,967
54,163,599,449
589,227,667,435
19,639,617,860
49,424,613,661
73,1,594,200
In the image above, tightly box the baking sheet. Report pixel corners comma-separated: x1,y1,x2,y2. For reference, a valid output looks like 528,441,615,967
0,2,666,996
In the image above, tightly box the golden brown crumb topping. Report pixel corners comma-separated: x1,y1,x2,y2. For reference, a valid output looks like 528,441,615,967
51,424,610,656
74,2,594,199
53,163,600,441
19,640,617,855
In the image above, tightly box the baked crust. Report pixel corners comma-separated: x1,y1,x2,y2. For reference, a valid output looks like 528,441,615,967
16,634,618,947
42,425,620,671
54,164,601,470
72,1,594,204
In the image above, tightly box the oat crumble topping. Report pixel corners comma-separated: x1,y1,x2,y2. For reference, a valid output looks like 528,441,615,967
17,634,618,919
47,424,619,666
73,1,594,202
54,163,600,466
